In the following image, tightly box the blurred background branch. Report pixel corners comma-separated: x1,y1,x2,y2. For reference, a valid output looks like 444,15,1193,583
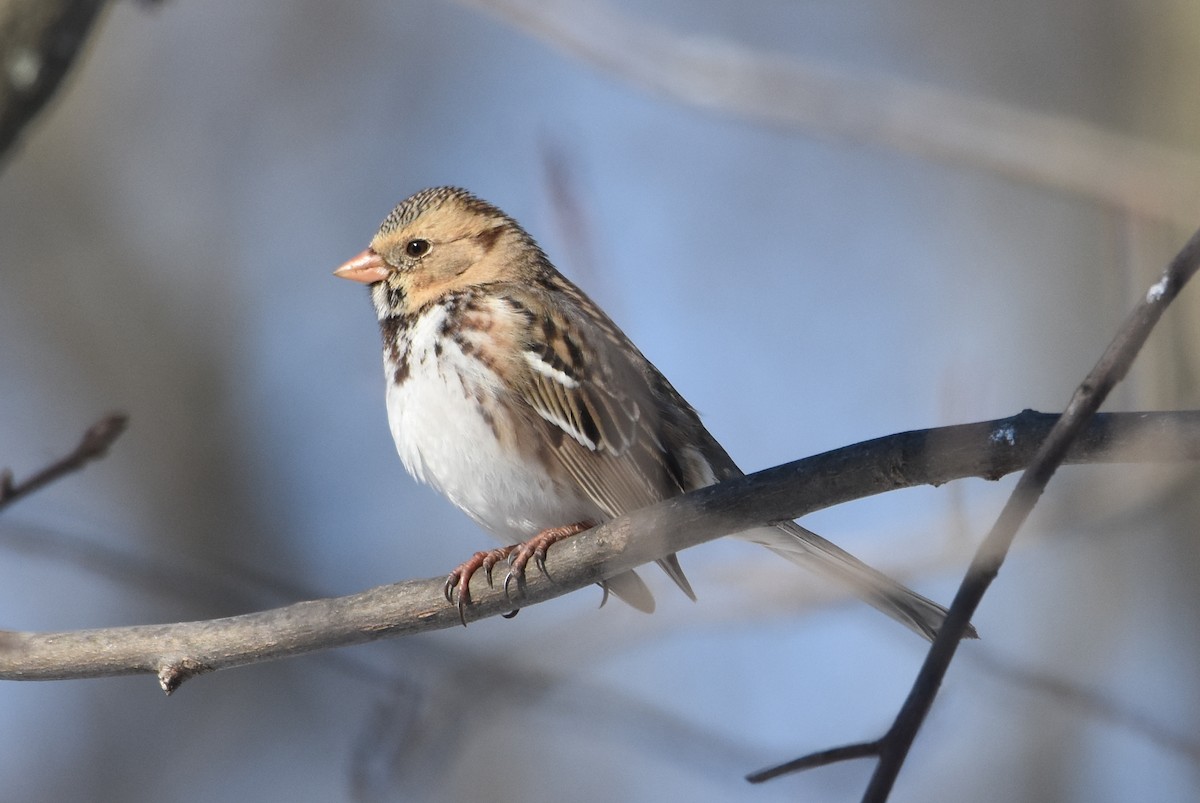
0,0,111,166
4,1,1200,800
464,0,1200,227
0,412,125,511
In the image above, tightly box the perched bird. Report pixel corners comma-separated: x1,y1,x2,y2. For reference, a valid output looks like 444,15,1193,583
336,186,962,640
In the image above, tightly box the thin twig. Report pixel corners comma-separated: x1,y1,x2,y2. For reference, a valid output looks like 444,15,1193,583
0,409,1197,694
0,412,128,512
747,741,880,783
750,227,1200,800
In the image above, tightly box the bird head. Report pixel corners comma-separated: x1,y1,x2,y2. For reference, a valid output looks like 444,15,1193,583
334,186,541,319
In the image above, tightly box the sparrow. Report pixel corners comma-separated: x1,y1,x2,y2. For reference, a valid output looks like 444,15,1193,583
335,186,964,640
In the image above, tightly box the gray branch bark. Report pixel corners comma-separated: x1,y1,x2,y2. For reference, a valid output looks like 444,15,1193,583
2,409,1198,694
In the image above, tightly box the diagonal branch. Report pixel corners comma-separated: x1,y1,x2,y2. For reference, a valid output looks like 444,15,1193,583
1,409,1198,694
750,227,1200,800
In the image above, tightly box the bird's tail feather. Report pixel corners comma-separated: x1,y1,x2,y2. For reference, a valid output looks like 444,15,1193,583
736,522,974,642
603,569,657,613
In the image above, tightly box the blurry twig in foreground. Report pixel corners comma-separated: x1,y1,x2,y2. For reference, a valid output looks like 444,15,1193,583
0,412,127,512
749,227,1200,801
463,0,1200,227
0,0,113,167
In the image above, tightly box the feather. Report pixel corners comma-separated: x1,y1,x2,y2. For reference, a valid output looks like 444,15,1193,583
504,289,701,602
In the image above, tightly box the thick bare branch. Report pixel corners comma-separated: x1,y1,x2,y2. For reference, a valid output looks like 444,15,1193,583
462,0,1200,226
1,409,1198,694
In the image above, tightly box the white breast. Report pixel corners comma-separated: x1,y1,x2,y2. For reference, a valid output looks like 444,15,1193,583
384,302,597,542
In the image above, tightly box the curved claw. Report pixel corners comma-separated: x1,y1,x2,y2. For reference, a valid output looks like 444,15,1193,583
482,549,510,588
502,568,523,599
443,546,516,626
441,571,473,626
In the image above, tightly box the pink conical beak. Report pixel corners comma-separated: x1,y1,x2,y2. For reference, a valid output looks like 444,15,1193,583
334,249,390,284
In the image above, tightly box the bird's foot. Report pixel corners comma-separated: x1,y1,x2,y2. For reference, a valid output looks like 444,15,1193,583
443,521,592,624
502,521,591,596
443,545,518,625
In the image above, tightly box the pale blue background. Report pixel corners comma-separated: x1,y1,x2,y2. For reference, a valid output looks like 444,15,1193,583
2,2,1198,801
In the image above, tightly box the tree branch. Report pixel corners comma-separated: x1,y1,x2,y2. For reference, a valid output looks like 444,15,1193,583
0,412,127,512
462,0,1200,226
1,409,1198,694
750,227,1200,800
0,0,112,166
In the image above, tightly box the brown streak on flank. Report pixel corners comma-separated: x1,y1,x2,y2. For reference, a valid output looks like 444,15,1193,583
478,404,501,441
453,332,476,358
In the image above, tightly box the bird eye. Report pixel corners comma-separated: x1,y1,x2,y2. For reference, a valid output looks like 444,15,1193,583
405,239,431,258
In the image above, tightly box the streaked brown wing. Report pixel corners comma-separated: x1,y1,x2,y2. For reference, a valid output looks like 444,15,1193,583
513,300,680,513
505,285,697,598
